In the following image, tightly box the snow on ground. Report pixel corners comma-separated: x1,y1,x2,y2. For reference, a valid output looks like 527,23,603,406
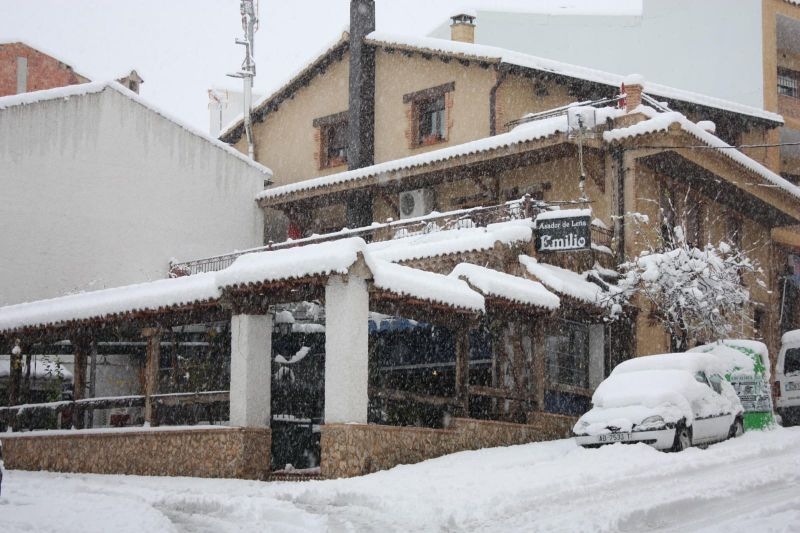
2,427,800,532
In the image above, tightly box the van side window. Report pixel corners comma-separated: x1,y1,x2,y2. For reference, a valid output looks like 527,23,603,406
786,348,800,375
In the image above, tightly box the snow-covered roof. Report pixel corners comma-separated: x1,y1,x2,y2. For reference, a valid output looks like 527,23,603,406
216,237,366,289
450,263,559,310
782,329,800,346
604,106,800,202
0,273,220,333
219,34,349,140
367,219,534,264
0,40,93,81
366,32,783,124
257,111,584,202
0,81,272,177
519,255,609,305
368,258,485,312
226,27,780,148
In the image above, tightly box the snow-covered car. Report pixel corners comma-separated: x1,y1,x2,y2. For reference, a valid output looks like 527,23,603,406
573,352,744,451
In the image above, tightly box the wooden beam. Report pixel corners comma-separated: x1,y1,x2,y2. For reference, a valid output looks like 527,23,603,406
7,339,22,409
369,387,457,407
454,329,470,417
533,321,546,413
467,385,526,401
142,328,162,426
71,335,92,429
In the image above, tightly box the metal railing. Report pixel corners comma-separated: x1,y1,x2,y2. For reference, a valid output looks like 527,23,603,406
171,197,615,276
172,198,546,275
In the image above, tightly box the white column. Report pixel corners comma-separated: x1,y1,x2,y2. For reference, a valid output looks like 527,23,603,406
325,275,369,424
230,314,272,427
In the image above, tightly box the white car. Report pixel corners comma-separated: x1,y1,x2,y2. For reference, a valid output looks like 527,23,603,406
573,353,744,451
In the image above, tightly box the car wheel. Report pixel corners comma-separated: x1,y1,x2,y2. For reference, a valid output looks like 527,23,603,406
671,424,692,452
729,417,744,439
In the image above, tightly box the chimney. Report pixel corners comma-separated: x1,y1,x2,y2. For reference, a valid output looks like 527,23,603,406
117,70,144,94
450,13,476,44
16,56,27,94
346,0,376,228
623,74,644,112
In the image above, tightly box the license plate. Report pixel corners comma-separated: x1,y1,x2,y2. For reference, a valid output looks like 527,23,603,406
598,432,630,443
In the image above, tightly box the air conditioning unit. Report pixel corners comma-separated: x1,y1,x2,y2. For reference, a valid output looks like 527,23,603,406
398,188,435,219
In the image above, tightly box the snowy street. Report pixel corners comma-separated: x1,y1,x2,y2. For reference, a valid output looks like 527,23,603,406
2,427,800,533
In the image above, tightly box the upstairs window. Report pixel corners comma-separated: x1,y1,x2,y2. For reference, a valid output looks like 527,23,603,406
417,95,446,145
313,111,348,169
403,82,454,148
779,68,800,98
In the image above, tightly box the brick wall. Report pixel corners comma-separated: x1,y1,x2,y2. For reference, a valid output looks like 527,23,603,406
1,427,271,479
321,414,576,479
0,43,88,97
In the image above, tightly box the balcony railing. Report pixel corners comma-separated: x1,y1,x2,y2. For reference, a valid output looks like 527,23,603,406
171,197,614,276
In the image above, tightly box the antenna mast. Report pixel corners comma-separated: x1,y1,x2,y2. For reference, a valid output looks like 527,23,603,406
228,0,259,159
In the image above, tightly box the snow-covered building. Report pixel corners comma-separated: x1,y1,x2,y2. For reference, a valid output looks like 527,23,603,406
0,81,271,307
1,0,800,481
428,0,800,183
0,41,143,96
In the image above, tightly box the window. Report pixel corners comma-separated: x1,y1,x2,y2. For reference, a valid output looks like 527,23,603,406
323,123,347,167
403,82,454,147
545,319,589,389
708,374,723,395
784,347,800,375
417,95,446,144
313,112,348,169
779,68,800,98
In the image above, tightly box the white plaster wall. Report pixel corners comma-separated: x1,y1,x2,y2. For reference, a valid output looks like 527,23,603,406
431,0,765,108
0,88,265,305
324,275,369,424
230,314,272,427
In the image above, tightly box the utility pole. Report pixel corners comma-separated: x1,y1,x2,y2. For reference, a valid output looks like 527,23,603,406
228,0,259,160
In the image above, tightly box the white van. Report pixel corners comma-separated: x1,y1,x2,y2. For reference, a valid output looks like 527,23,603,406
776,330,800,426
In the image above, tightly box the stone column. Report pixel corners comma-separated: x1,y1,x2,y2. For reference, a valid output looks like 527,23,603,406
230,314,272,427
324,274,369,424
142,328,162,427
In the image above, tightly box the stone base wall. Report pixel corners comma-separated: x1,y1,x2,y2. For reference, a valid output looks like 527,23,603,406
1,427,271,480
321,414,577,478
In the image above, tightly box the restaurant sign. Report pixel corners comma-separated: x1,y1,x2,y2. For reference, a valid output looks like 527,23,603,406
536,215,591,252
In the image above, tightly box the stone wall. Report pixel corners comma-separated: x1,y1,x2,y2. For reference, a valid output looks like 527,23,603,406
321,414,577,479
1,426,271,480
